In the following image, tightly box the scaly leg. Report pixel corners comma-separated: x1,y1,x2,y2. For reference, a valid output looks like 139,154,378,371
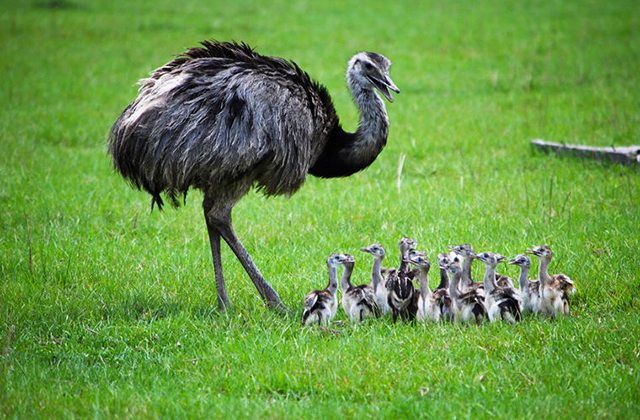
204,204,288,312
204,208,231,310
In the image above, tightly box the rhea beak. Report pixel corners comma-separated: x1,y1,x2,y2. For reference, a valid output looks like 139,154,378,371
508,258,518,265
369,73,400,102
525,248,537,256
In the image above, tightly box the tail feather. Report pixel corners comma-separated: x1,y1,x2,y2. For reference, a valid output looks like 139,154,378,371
301,309,310,326
472,301,487,323
499,298,523,322
358,298,380,319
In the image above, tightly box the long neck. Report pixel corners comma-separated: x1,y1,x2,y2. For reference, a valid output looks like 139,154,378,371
518,265,531,291
417,267,431,298
308,83,389,178
371,256,384,289
399,246,411,273
461,255,474,286
327,265,339,295
350,82,390,159
483,264,498,294
341,263,354,292
449,270,462,299
399,258,410,274
538,258,552,286
437,267,450,290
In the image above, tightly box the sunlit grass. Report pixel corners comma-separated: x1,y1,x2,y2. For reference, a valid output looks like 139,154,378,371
1,0,640,418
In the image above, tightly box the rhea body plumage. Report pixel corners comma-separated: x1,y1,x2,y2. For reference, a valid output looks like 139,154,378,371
340,255,380,322
408,251,442,323
527,246,576,317
385,237,417,323
446,257,487,324
360,244,390,315
436,252,455,293
509,254,541,315
301,253,351,326
449,243,515,293
433,252,455,322
449,244,485,294
108,41,399,311
473,251,522,324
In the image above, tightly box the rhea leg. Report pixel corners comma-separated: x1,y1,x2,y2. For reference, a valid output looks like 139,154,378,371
205,220,231,310
204,204,287,311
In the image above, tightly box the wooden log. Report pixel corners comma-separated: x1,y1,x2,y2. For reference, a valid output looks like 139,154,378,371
531,139,640,166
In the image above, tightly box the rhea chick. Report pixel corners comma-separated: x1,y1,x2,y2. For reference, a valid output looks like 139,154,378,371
341,254,380,322
409,250,446,323
360,244,390,315
302,253,351,326
434,252,456,323
509,253,541,315
446,257,487,324
472,251,522,324
448,244,484,294
527,245,576,318
385,237,417,323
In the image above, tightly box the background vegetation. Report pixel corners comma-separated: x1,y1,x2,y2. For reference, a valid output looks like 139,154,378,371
1,0,639,418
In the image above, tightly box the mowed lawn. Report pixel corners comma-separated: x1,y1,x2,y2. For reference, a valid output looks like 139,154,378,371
1,0,639,418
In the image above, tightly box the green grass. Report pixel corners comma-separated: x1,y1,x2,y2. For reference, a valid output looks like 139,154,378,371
1,0,640,418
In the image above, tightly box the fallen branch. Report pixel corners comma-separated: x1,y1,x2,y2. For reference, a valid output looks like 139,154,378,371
531,139,640,166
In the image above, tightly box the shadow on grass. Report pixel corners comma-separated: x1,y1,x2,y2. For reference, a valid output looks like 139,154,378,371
32,0,83,10
95,292,299,326
97,294,221,324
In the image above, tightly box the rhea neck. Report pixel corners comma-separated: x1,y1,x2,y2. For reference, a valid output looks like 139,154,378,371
461,254,474,287
437,266,450,290
398,243,413,274
327,264,340,295
482,262,499,295
416,266,432,298
370,255,384,290
340,262,355,293
537,258,552,286
448,269,462,299
309,81,389,178
517,264,531,291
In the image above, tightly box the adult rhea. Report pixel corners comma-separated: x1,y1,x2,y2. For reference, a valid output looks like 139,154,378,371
108,41,399,311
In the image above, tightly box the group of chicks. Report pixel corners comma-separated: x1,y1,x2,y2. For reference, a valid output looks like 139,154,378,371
301,238,577,326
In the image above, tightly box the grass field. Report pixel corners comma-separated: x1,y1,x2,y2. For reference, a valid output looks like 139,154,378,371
1,0,640,418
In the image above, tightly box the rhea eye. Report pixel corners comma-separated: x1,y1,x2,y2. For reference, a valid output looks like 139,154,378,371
363,62,374,71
